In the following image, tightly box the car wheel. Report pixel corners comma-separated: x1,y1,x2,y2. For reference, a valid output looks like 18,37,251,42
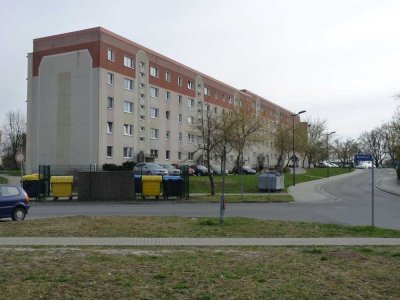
12,207,26,221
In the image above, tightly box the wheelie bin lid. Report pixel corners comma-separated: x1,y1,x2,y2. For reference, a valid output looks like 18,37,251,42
22,173,40,181
142,175,162,182
163,176,182,181
50,176,74,183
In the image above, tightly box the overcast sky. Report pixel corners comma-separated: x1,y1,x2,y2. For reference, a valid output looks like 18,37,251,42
1,0,399,140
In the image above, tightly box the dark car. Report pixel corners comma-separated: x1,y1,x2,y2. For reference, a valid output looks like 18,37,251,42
212,165,228,175
232,166,256,175
133,163,168,175
160,164,181,176
0,185,30,221
190,165,212,176
180,165,196,176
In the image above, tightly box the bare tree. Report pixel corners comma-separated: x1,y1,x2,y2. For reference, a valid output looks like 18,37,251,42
228,105,264,171
379,122,399,162
273,123,292,170
1,111,26,169
358,128,386,167
303,118,327,167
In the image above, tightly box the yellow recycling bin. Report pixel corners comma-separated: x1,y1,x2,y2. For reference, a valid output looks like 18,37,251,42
141,175,162,198
50,176,74,200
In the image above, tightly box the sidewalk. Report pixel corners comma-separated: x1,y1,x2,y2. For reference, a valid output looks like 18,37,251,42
0,237,399,246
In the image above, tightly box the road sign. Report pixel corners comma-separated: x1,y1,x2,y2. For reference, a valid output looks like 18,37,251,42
355,154,372,162
15,153,25,163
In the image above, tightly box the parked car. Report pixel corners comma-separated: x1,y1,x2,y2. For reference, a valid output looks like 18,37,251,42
0,185,30,221
190,165,212,176
356,161,373,169
232,166,256,175
133,163,168,175
160,164,181,176
315,162,330,168
180,165,196,176
212,165,228,175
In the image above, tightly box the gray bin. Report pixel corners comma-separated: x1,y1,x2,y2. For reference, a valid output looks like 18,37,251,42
258,173,284,191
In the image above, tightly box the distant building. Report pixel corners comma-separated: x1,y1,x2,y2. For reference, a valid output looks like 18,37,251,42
26,27,302,172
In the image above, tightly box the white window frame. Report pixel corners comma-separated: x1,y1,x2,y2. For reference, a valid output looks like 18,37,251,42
150,107,159,119
178,76,183,86
150,128,159,140
178,95,182,104
107,146,113,158
123,55,134,68
188,133,194,143
165,91,170,101
150,149,159,158
188,116,194,124
124,78,134,91
150,66,159,78
107,122,114,134
107,97,114,109
123,147,133,159
165,71,171,82
187,80,194,90
188,98,194,108
123,101,133,113
188,152,194,161
107,73,114,85
123,124,133,136
204,87,210,96
107,48,115,61
150,87,159,98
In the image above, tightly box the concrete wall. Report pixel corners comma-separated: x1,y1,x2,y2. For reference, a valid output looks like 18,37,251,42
27,50,99,172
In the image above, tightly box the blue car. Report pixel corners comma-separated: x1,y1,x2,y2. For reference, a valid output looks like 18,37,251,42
0,185,30,221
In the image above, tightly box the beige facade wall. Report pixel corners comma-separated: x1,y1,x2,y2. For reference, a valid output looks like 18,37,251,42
26,50,99,172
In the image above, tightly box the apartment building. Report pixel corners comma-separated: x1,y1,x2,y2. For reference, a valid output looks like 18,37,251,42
26,27,301,173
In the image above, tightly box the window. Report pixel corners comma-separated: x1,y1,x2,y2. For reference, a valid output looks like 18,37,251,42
139,137,145,142
204,87,210,96
123,147,133,158
229,96,233,104
188,98,194,107
166,150,170,160
187,80,194,90
188,152,194,161
205,104,210,112
178,132,182,142
166,111,170,120
150,149,159,158
107,97,114,109
123,124,133,136
178,152,182,160
165,71,171,82
139,61,145,67
150,66,159,78
178,95,182,104
150,128,159,139
214,90,218,99
188,116,194,124
107,49,115,61
165,91,170,101
107,73,114,85
214,106,218,113
150,87,159,98
150,107,159,118
140,104,145,110
140,126,145,132
178,76,183,86
123,101,133,113
188,133,194,143
140,72,145,78
107,146,113,158
140,83,145,88
124,78,134,91
124,56,134,68
166,131,170,140
178,114,182,123
140,94,145,99
140,115,145,121
107,122,113,134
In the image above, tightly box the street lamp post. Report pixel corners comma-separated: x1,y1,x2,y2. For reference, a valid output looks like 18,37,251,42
326,131,336,177
290,110,306,186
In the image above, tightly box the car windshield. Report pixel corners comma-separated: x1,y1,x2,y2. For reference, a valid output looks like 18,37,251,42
147,164,162,170
198,166,207,170
161,164,174,170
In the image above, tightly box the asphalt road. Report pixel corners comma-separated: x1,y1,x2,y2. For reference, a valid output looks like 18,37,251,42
24,169,400,229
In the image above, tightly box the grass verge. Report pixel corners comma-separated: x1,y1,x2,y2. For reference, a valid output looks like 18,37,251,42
0,176,7,184
0,246,399,299
1,216,399,237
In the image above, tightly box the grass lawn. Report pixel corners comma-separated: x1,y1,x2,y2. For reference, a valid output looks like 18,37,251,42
0,176,7,184
0,169,21,176
0,245,399,299
1,216,399,299
1,216,399,238
189,168,354,193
